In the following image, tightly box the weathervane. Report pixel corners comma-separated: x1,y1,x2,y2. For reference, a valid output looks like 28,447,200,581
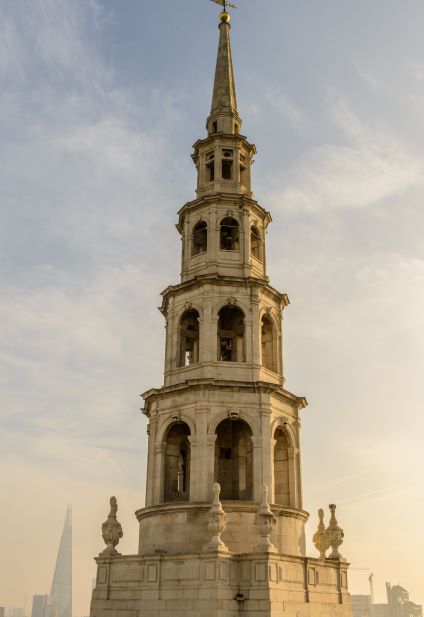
211,0,237,12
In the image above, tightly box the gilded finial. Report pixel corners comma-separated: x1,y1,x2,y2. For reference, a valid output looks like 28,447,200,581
211,0,237,22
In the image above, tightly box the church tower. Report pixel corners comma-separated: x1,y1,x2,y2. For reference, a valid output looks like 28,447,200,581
90,9,352,617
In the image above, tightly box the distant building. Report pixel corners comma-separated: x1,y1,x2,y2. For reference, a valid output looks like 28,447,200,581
49,506,72,617
31,595,48,617
9,609,24,617
386,582,422,617
374,605,389,617
371,582,422,617
352,595,372,617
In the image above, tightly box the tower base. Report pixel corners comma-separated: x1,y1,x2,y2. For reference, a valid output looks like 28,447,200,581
90,550,352,617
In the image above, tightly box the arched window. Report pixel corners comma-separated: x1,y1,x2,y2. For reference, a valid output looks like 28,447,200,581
261,314,277,372
179,309,200,367
192,221,207,256
274,428,290,506
164,422,191,502
250,225,262,261
221,149,234,180
218,306,245,362
220,217,240,251
215,419,253,500
206,151,215,182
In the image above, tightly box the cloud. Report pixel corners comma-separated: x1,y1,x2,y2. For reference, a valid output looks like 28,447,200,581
265,87,307,134
267,97,423,213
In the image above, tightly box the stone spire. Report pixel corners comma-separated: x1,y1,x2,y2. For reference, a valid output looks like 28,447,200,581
207,12,242,136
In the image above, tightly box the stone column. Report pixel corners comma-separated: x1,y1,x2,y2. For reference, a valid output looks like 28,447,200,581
251,295,260,370
145,408,159,507
288,446,299,508
206,433,218,496
269,438,277,504
152,441,166,505
260,407,273,500
201,286,214,366
164,295,176,385
251,436,262,502
244,315,253,365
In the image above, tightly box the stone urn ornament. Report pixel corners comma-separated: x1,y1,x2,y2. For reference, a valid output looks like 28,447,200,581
254,485,277,553
313,508,330,559
326,503,344,559
101,496,123,556
205,483,229,552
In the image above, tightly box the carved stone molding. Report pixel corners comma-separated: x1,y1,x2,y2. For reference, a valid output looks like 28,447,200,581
254,485,277,553
227,407,240,420
101,497,123,557
204,483,229,552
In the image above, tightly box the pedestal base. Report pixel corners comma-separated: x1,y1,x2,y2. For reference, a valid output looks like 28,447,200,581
90,550,352,617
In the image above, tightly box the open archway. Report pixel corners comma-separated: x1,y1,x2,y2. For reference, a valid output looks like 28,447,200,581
215,419,253,500
179,309,200,367
273,427,290,505
192,221,207,255
261,314,277,372
250,225,262,261
164,422,191,502
217,305,245,362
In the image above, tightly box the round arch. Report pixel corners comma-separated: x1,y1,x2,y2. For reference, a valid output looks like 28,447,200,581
271,418,296,449
208,410,260,440
162,421,191,503
157,414,196,444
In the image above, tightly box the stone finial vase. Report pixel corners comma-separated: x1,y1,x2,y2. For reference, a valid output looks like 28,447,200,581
101,496,123,556
313,508,330,559
326,504,344,559
205,483,229,552
254,485,277,553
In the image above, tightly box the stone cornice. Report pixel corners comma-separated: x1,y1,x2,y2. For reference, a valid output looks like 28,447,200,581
176,193,271,232
141,379,307,411
159,275,289,316
191,132,256,156
135,501,309,523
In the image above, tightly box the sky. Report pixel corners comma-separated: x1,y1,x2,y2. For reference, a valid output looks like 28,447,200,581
0,0,424,613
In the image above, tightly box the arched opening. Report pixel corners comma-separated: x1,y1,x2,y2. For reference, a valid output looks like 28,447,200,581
274,428,290,506
164,422,191,502
215,419,253,500
220,217,240,251
250,225,262,261
261,314,277,372
206,151,215,182
179,309,200,367
218,306,245,362
192,221,207,256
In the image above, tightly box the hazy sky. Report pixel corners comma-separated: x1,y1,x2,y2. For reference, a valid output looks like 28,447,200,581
1,0,424,613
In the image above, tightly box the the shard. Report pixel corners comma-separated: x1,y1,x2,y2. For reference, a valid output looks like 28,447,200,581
49,506,72,617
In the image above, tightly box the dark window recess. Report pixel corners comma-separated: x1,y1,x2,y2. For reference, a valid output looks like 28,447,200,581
222,160,233,180
250,226,261,261
206,161,215,182
217,305,245,362
192,221,207,255
212,121,218,133
220,217,239,251
221,149,233,180
215,419,253,500
179,309,200,367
